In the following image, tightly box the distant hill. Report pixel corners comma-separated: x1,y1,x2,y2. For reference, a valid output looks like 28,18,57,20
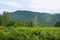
9,10,60,26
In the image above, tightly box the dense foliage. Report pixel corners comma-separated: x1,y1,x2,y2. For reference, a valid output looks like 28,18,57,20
54,21,60,27
0,27,60,40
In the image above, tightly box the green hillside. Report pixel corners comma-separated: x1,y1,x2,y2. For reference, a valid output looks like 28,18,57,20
9,10,60,26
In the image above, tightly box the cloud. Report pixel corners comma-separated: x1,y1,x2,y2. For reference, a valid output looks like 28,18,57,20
0,1,29,13
28,0,60,10
0,0,60,13
23,0,60,13
0,1,25,7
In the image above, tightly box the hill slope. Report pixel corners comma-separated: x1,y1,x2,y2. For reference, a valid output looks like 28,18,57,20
9,10,60,26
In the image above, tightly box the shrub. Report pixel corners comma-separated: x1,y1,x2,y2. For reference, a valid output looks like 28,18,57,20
54,21,60,27
0,27,60,40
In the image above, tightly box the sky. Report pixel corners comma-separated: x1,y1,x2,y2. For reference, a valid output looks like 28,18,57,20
0,0,60,14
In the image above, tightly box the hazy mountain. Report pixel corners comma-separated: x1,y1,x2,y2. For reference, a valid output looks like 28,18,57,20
9,10,60,26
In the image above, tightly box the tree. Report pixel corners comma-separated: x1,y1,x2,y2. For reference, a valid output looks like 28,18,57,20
14,21,21,27
54,21,60,27
0,15,2,25
28,21,34,27
2,11,10,26
7,20,15,27
33,14,38,27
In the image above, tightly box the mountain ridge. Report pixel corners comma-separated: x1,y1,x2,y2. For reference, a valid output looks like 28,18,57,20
9,10,60,26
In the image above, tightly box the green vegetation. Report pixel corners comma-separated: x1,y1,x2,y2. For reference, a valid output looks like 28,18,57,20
54,21,60,27
0,11,60,40
0,11,35,27
0,27,60,40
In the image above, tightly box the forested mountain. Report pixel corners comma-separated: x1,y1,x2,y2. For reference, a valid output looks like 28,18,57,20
9,10,60,26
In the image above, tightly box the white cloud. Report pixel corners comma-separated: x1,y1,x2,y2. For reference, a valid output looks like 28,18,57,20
28,0,60,10
0,0,60,13
0,1,25,7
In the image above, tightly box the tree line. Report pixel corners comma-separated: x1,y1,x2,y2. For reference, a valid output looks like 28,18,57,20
0,11,35,27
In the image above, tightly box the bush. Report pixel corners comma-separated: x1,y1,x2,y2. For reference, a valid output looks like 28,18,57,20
54,21,60,27
0,27,60,40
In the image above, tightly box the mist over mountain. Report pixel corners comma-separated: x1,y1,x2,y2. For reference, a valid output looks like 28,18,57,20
9,10,60,26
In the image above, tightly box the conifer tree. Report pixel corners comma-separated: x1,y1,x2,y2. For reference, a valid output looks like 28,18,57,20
2,11,10,26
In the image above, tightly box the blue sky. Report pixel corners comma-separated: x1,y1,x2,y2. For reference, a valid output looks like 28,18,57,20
0,0,60,14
